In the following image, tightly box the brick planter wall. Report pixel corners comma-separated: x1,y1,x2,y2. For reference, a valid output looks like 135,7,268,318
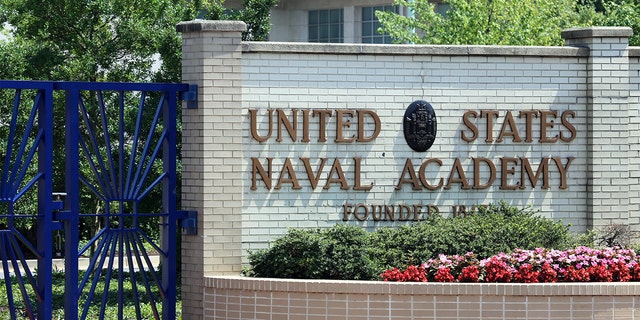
204,276,640,320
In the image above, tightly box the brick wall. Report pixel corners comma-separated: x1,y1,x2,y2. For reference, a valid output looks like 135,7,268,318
177,22,639,264
178,21,639,319
240,34,634,253
204,276,640,320
628,48,640,231
178,21,246,320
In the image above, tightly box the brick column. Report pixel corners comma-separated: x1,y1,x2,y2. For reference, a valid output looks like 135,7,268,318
177,20,246,319
562,27,633,231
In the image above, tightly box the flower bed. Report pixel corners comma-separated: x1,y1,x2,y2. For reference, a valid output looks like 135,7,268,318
381,246,640,283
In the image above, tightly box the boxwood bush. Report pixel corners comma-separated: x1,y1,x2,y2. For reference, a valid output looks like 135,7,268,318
245,202,591,280
246,225,380,280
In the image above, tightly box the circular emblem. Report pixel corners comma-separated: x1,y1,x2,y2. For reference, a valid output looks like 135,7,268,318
403,100,437,152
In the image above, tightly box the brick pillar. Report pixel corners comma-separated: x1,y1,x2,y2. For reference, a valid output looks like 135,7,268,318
177,20,246,320
562,27,633,231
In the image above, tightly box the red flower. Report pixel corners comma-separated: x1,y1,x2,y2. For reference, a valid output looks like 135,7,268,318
403,265,428,282
514,264,539,283
381,268,406,282
538,263,558,283
610,261,631,282
484,257,512,283
587,264,613,282
563,266,590,282
434,267,455,282
631,265,640,281
458,265,480,283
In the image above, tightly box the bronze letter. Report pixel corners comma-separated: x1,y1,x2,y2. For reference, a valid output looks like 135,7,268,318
518,110,539,142
249,109,273,142
276,109,298,142
496,111,522,143
539,110,558,143
353,203,368,221
398,204,411,221
461,110,479,142
560,110,577,143
384,205,395,221
444,158,471,190
500,157,520,190
302,109,311,142
357,109,381,142
251,157,273,190
324,158,350,190
520,157,550,189
274,158,302,190
413,204,423,221
480,110,499,142
342,203,352,221
353,157,374,190
554,157,574,189
396,159,422,190
473,157,496,189
313,110,333,142
301,157,327,189
335,109,356,143
418,158,444,190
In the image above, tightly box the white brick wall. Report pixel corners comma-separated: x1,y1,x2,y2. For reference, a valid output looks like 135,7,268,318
629,54,640,231
179,22,639,269
241,48,592,253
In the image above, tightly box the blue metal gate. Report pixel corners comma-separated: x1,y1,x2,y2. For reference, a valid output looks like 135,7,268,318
0,80,195,319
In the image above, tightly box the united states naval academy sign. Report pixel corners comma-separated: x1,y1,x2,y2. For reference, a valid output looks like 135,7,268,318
249,101,577,222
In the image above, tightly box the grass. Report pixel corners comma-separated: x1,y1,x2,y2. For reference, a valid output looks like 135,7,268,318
0,270,182,319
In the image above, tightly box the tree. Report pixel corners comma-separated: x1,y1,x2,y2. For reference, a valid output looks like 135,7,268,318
204,0,280,41
0,0,280,82
576,0,640,46
0,0,207,82
0,0,279,252
376,0,639,46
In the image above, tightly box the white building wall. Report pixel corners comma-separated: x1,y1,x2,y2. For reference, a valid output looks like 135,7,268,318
269,1,397,43
269,9,307,42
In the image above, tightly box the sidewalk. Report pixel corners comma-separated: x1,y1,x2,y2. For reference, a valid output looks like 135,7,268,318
0,255,160,279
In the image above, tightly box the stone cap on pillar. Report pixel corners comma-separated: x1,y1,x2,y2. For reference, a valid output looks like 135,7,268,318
562,26,633,41
176,20,247,33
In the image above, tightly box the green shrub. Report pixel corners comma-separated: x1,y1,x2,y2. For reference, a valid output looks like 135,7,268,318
246,202,589,280
322,224,381,280
247,228,328,279
443,202,574,257
247,225,380,280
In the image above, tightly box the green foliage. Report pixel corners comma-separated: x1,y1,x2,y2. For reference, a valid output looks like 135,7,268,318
0,0,186,82
247,225,380,280
0,0,280,247
322,224,381,280
377,0,640,46
575,0,640,46
203,0,279,41
247,228,327,279
370,202,578,269
377,0,578,45
247,202,588,280
0,270,181,319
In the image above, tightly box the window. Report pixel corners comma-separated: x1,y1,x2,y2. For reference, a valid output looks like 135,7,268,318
362,5,399,44
436,3,451,17
308,9,344,43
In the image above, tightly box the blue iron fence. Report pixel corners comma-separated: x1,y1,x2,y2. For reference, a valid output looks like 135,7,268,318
0,80,195,320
